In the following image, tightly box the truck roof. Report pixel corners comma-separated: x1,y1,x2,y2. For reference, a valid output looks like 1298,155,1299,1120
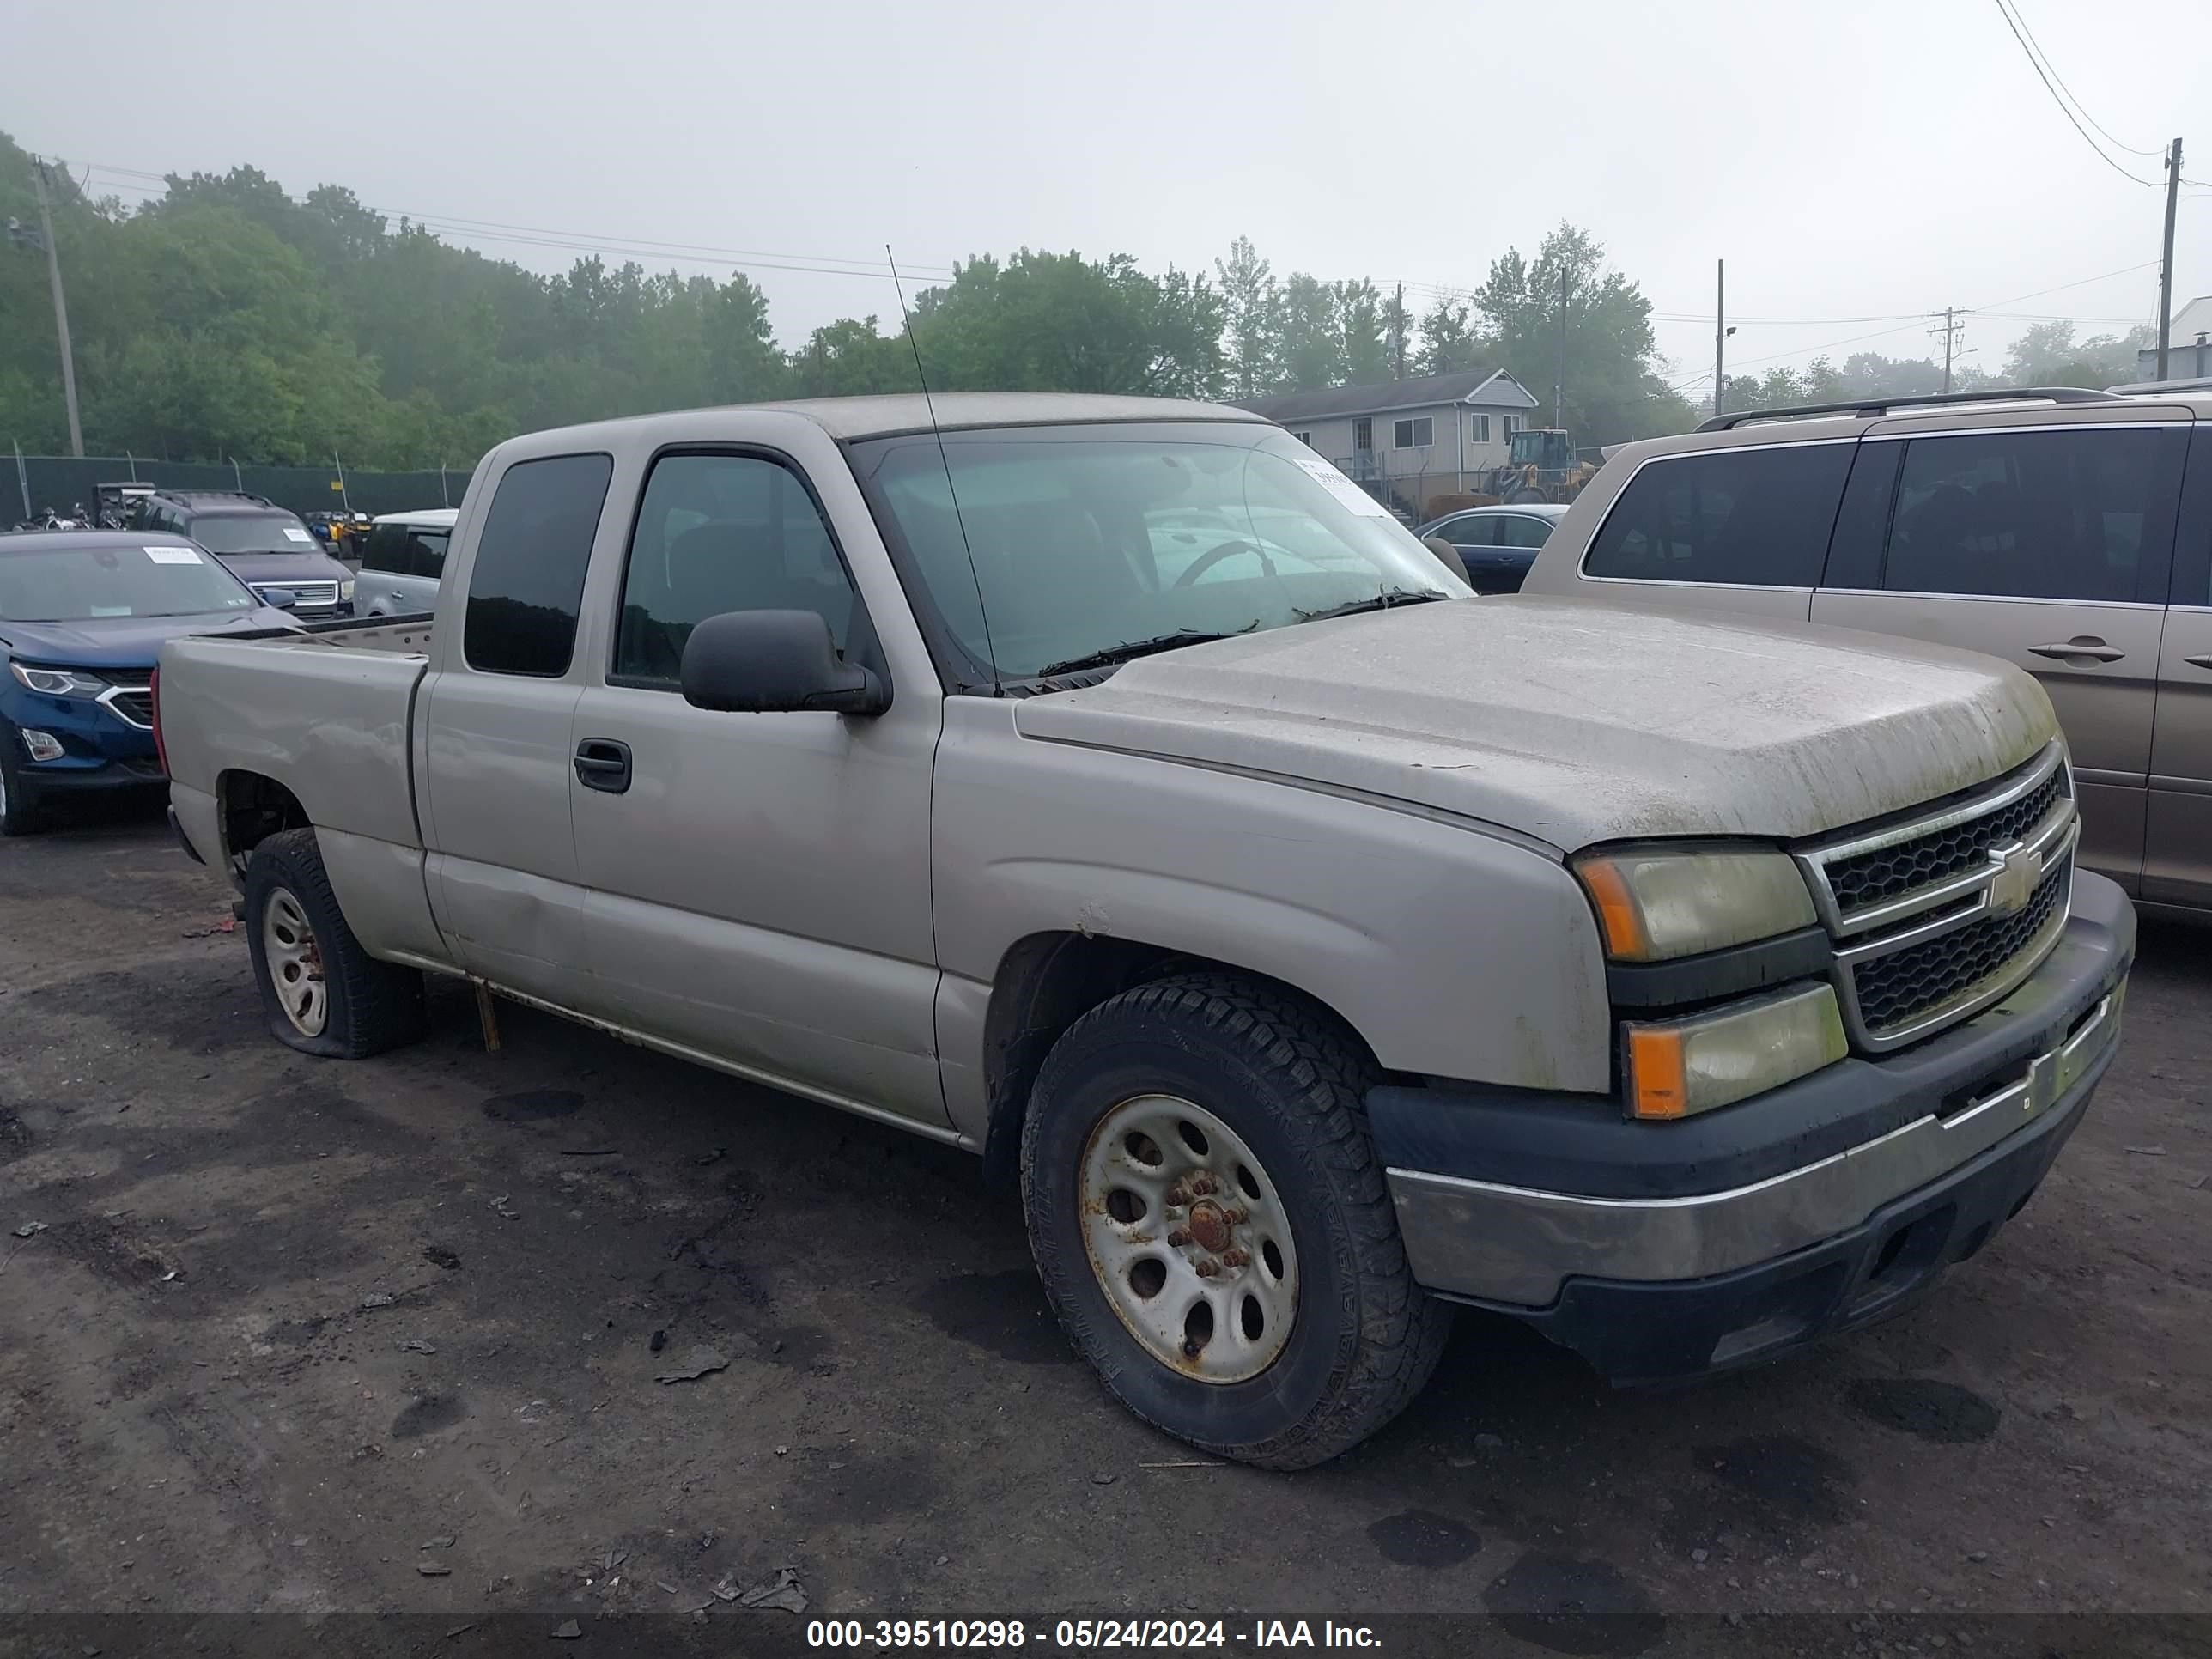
512,392,1271,448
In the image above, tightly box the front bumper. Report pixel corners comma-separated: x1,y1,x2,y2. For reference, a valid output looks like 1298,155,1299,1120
4,690,164,795
1374,871,2135,1382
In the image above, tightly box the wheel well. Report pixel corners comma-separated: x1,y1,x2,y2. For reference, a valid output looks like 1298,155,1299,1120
979,932,1379,1187
219,770,310,877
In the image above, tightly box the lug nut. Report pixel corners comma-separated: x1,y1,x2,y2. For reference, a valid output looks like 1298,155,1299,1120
1224,1208,1248,1226
1167,1229,1191,1248
1190,1175,1217,1196
1165,1186,1189,1207
1194,1259,1220,1278
1221,1248,1250,1268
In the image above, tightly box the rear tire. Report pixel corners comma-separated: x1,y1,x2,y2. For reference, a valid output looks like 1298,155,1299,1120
1020,973,1450,1470
0,724,47,837
244,827,427,1058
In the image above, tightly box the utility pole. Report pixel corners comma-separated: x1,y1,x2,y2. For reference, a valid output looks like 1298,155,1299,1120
1712,259,1725,416
1392,283,1407,380
1554,266,1571,430
29,161,84,459
2158,137,2184,380
1929,307,1965,394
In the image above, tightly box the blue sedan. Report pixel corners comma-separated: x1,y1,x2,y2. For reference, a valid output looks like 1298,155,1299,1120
1413,503,1568,594
0,530,295,835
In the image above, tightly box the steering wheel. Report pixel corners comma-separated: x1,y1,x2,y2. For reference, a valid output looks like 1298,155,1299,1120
1172,538,1277,588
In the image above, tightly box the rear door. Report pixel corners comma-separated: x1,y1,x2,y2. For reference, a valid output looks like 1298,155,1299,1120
1811,414,2186,892
2145,425,2212,908
418,450,614,1004
1566,438,1856,621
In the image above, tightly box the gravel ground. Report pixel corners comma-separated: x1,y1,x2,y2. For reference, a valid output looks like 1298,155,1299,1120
0,805,2207,1655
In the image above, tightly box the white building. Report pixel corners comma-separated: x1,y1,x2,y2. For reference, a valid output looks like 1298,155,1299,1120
1236,369,1542,512
2135,296,2212,382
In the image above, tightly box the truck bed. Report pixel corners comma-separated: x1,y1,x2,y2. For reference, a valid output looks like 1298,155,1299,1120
158,617,435,860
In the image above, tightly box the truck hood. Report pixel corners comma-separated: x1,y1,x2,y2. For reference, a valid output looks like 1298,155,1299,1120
0,607,295,672
1013,597,2057,851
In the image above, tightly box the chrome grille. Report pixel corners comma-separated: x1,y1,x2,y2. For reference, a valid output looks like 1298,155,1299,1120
1848,859,2069,1038
253,580,341,608
1800,741,2079,1053
1825,768,2063,917
100,685,155,729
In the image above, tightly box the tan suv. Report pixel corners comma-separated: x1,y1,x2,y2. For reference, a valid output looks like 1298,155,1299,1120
1521,386,2212,919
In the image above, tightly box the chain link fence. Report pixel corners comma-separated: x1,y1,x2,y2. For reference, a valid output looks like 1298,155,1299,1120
10,451,477,523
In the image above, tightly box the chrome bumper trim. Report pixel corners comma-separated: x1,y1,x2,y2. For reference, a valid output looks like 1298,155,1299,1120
1388,979,2124,1307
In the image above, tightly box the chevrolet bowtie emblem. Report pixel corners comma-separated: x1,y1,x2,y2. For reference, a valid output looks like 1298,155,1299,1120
1987,842,2042,918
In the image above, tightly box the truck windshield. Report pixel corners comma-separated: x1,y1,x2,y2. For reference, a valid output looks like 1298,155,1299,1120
854,425,1466,682
187,514,320,556
0,543,260,621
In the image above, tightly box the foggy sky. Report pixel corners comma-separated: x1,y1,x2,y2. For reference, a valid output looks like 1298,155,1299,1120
12,0,2211,389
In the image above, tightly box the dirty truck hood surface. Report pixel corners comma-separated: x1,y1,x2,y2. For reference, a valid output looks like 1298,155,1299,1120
1013,598,2057,851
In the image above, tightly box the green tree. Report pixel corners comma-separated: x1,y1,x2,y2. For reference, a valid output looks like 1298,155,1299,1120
1275,273,1346,392
1415,296,1480,375
2002,319,2150,387
1334,279,1393,382
1472,224,1671,443
1213,236,1279,399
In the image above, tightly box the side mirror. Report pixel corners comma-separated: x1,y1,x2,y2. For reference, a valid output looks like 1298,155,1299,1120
679,609,888,716
260,588,300,611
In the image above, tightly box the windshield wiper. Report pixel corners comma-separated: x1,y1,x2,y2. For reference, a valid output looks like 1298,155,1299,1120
1294,589,1452,625
1034,628,1253,678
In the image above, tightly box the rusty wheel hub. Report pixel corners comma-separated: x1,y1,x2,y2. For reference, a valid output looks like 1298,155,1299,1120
1077,1093,1299,1384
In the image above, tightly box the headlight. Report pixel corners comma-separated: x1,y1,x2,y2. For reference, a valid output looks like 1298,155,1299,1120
340,580,356,600
1623,984,1847,1120
9,663,108,697
1574,844,1817,962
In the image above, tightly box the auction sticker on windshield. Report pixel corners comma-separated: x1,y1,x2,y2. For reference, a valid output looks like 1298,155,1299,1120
144,546,204,564
1289,454,1394,518
282,526,314,542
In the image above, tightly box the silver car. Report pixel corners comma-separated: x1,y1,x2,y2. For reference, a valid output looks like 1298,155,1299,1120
353,508,455,617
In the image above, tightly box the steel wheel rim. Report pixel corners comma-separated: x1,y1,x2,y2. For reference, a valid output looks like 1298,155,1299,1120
262,886,328,1036
1078,1092,1300,1384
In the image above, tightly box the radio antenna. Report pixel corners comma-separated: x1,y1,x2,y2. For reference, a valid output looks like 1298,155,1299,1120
887,245,1000,696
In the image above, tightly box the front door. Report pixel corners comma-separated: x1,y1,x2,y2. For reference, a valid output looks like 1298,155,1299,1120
420,451,613,1004
567,447,945,1127
1812,421,2185,892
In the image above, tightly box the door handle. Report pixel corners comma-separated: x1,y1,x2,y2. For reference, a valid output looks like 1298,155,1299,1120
2186,654,2212,671
2028,637,2125,663
573,738,632,793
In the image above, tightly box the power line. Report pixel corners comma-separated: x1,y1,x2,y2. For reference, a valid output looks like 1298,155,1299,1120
1990,0,2161,185
1994,0,2162,158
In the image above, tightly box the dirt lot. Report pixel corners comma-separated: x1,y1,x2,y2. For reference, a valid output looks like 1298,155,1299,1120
1,806,2209,1653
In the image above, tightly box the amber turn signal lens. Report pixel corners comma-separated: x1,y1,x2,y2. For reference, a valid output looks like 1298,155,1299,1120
1577,857,1650,960
1621,985,1848,1121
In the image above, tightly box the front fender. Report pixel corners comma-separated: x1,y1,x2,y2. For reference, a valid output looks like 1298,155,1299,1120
932,698,1613,1102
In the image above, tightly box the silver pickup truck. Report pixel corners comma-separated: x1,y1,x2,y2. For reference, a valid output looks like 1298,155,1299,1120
155,393,2135,1468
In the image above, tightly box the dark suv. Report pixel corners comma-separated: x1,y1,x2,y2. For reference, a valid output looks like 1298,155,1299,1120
133,490,355,617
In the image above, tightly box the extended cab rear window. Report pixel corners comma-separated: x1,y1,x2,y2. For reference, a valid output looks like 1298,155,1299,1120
463,453,613,678
1583,441,1855,588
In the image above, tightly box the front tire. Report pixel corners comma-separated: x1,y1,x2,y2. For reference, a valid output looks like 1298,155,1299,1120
244,827,427,1058
1020,974,1450,1469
